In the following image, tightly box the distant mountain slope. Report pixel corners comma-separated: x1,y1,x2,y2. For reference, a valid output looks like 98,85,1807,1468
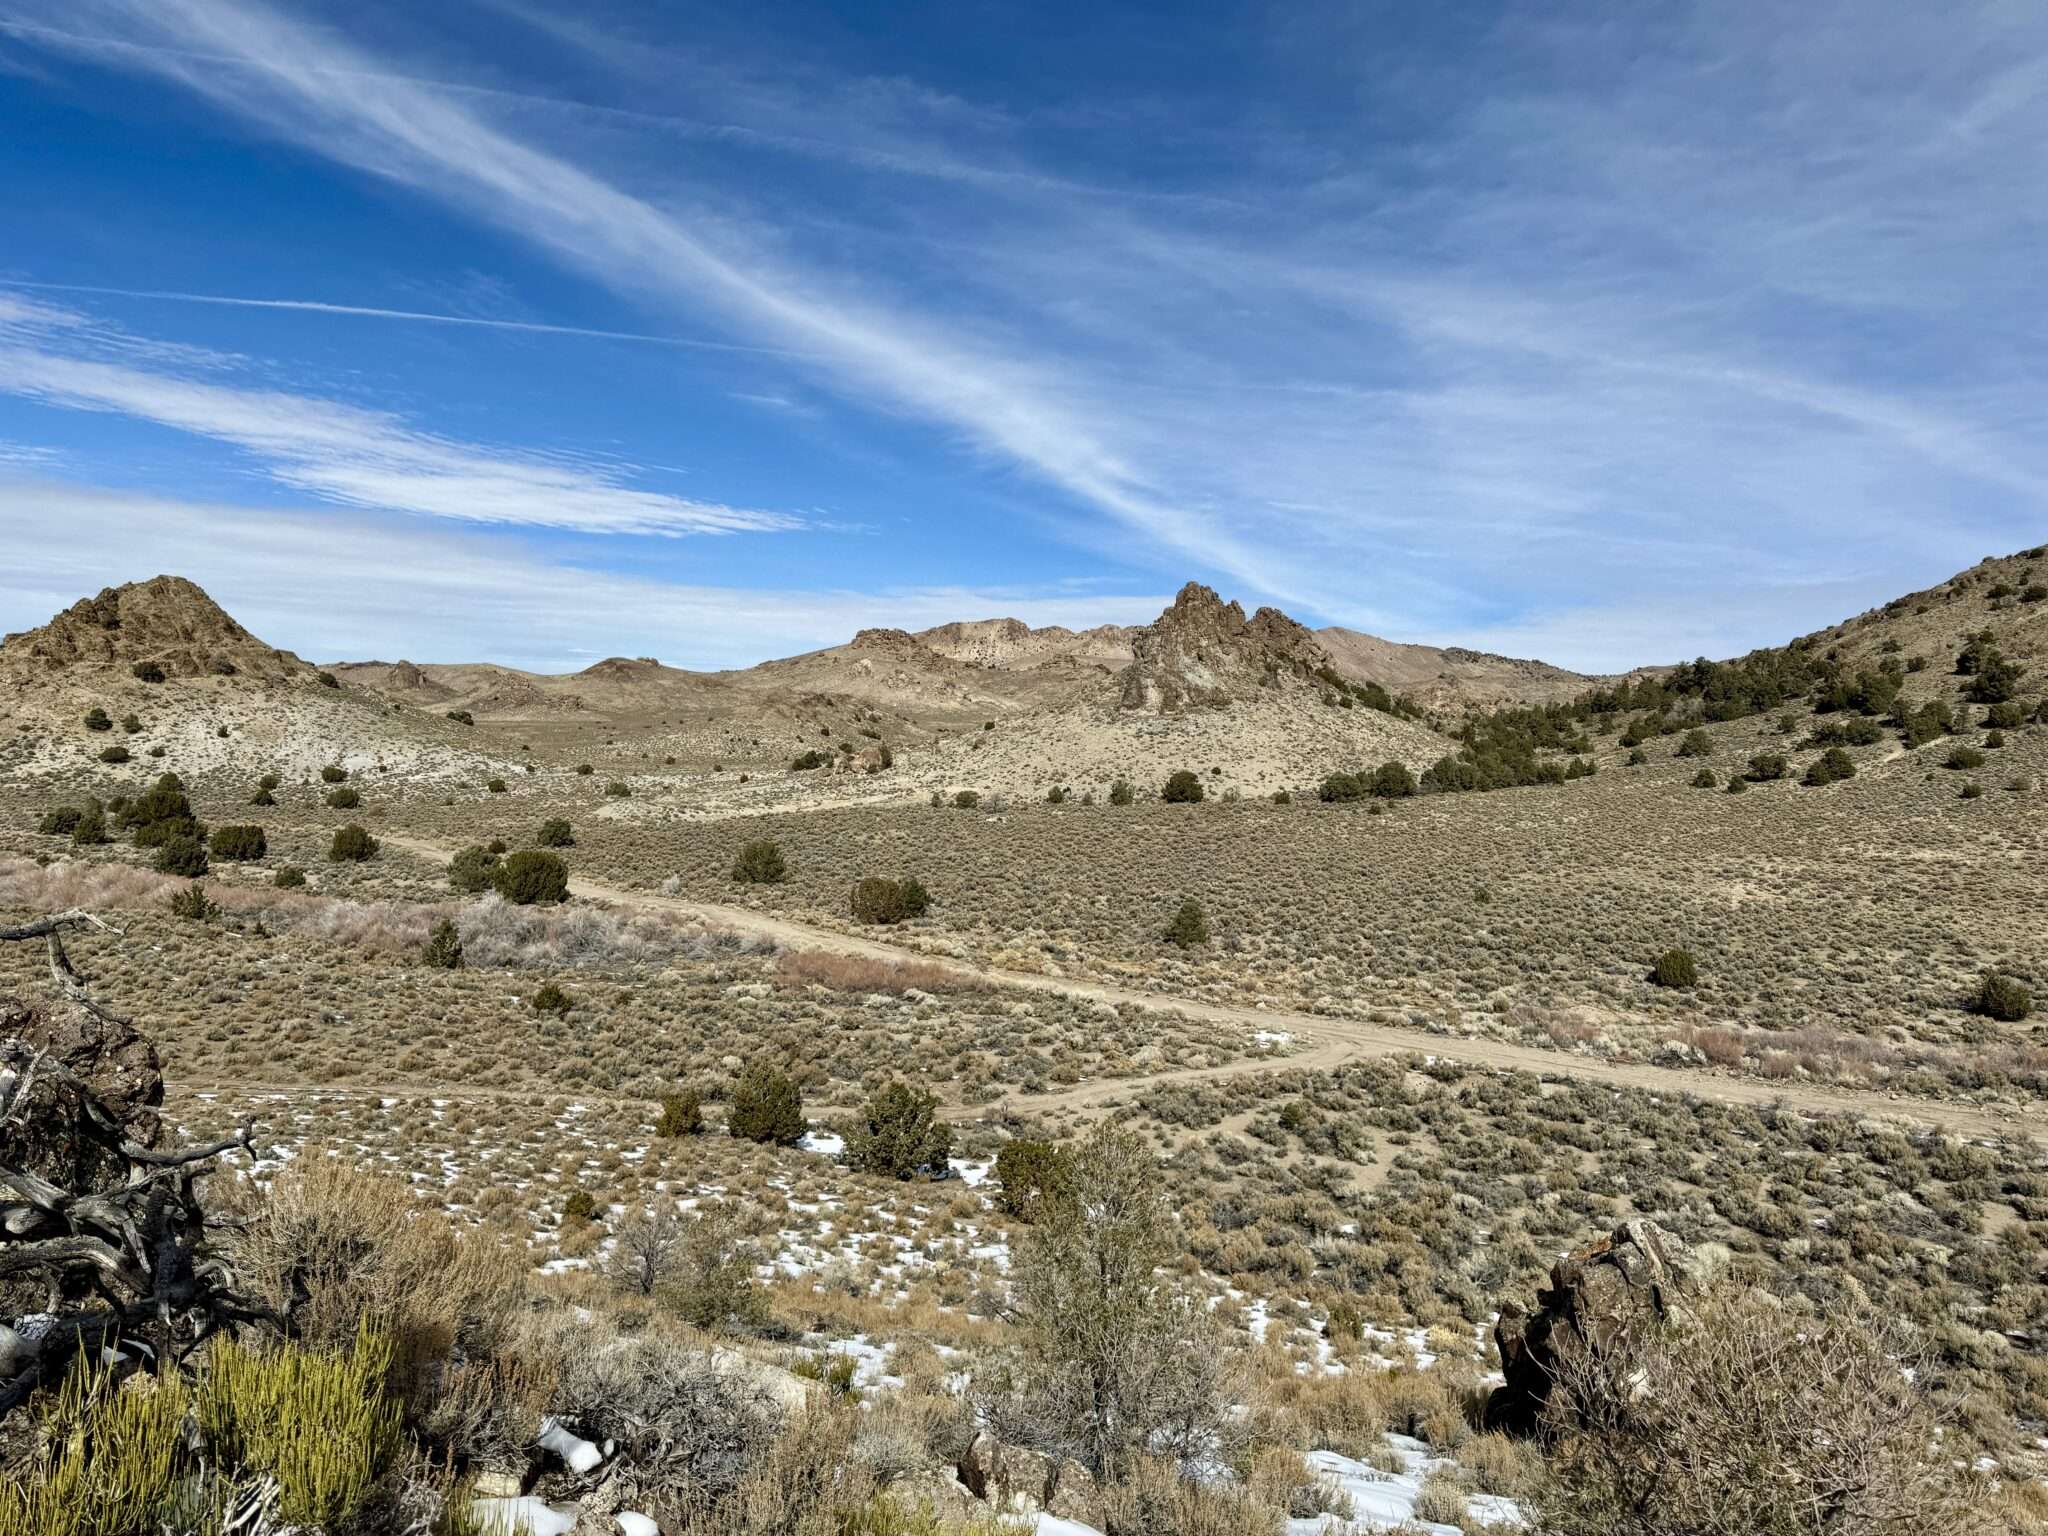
1315,629,1607,712
0,575,312,683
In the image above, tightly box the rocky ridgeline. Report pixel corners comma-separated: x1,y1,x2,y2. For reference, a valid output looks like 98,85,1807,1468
0,575,309,683
1117,581,1332,712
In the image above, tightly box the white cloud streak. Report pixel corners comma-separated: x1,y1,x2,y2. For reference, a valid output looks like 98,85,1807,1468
0,481,1168,671
0,296,795,537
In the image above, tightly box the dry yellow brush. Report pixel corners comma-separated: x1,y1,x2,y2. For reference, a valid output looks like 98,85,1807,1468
0,1326,397,1536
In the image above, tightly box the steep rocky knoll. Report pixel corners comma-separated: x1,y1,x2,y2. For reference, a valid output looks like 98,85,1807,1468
1317,628,1603,713
0,576,309,683
1115,582,1329,712
915,617,1136,672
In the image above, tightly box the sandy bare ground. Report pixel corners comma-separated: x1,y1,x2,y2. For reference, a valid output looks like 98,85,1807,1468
381,834,2039,1141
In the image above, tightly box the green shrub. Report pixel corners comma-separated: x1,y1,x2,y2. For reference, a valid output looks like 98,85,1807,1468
536,817,575,848
1973,972,2032,1022
994,1139,1072,1219
325,786,361,810
1724,776,1748,795
131,660,165,683
1108,779,1134,806
730,1060,805,1145
485,777,507,794
1689,769,1716,789
1164,897,1210,948
1047,785,1068,804
790,749,830,770
446,709,474,726
211,824,268,861
732,839,787,884
1745,752,1789,781
655,1089,704,1137
71,802,108,845
448,844,500,893
1803,747,1855,786
320,765,347,784
1161,770,1204,804
563,1190,600,1224
1945,745,1986,771
328,825,378,862
843,1082,953,1180
850,876,931,925
1271,789,1292,804
1984,702,2026,729
153,835,209,878
423,919,463,970
273,866,307,889
532,981,572,1016
259,773,281,790
605,779,630,797
83,707,112,732
315,670,339,688
38,805,82,836
494,849,569,905
1651,948,1698,989
120,714,141,735
98,745,130,764
250,786,276,806
952,789,981,809
1675,729,1713,758
1961,781,1985,799
575,763,594,776
167,883,219,922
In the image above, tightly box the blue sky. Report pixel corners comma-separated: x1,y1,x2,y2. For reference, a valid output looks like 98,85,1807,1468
0,0,2043,672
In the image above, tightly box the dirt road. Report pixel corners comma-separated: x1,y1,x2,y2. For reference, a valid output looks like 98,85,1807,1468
382,834,2037,1140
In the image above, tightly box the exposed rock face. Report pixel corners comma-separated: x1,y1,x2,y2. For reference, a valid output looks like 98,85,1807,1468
955,1432,1101,1523
0,575,305,681
1116,582,1330,712
1484,1219,1707,1437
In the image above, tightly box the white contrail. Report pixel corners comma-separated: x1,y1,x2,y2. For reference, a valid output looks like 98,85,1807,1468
0,279,800,355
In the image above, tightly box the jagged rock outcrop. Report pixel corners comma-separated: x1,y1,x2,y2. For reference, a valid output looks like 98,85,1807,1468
1116,582,1330,712
0,575,306,681
1484,1218,1710,1437
955,1432,1102,1524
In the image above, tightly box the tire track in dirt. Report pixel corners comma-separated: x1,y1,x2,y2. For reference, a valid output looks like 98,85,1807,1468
380,834,2038,1140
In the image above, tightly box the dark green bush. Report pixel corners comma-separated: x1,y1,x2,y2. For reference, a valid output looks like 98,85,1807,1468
1108,779,1134,806
38,806,82,836
575,763,593,776
952,790,981,809
154,835,209,879
563,1190,599,1224
1945,745,1986,771
130,661,165,683
448,845,500,894
494,849,569,905
485,778,507,794
121,714,141,735
273,866,307,889
1164,897,1210,948
1691,769,1717,789
1626,748,1648,766
850,876,931,925
789,749,829,770
320,765,347,784
84,708,112,732
1745,753,1789,782
446,710,474,726
315,670,339,689
532,981,572,1016
99,745,130,764
423,919,463,970
1973,972,2032,1022
536,818,575,848
1651,948,1698,989
71,802,107,845
605,780,630,797
249,787,275,806
1803,747,1856,786
731,839,787,884
1161,770,1204,804
842,1082,953,1180
211,825,267,861
655,1090,704,1137
328,825,377,862
325,786,361,810
994,1139,1072,1219
729,1061,805,1145
1675,729,1713,758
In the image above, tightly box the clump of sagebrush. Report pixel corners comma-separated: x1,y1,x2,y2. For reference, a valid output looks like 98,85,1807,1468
729,1060,805,1145
494,849,569,905
154,835,208,879
423,918,464,970
1803,747,1855,786
731,839,787,884
1973,971,2032,1023
325,786,361,810
99,745,130,764
1745,752,1789,782
952,789,981,809
321,765,348,784
273,866,306,889
329,824,378,863
1651,948,1698,989
1161,769,1204,804
531,981,572,1016
167,882,218,923
841,1081,952,1180
537,817,575,848
1691,769,1717,789
211,824,267,861
1164,897,1210,948
850,875,931,925
993,1138,1072,1219
605,780,630,798
1109,779,1134,806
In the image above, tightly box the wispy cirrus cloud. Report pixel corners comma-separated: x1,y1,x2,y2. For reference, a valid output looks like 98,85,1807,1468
0,480,1167,670
0,295,796,536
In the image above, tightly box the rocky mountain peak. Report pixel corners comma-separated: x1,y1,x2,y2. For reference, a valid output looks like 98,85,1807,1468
0,575,305,681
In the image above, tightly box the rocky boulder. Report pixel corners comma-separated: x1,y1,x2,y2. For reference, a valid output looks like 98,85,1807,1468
1484,1218,1709,1437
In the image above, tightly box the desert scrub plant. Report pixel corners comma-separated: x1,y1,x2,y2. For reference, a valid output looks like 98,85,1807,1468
493,849,569,905
1945,745,1986,771
98,745,130,764
605,779,631,797
1972,971,2032,1023
37,804,83,836
656,1088,705,1137
130,660,165,683
320,765,348,784
153,834,209,879
1162,769,1205,803
1651,948,1698,989
446,709,474,726
324,785,361,810
531,980,573,1016
850,876,932,925
1109,778,1135,806
83,707,112,732
1690,769,1718,789
167,882,219,923
732,838,788,884
448,843,500,893
329,824,378,862
1165,897,1211,948
423,917,464,970
1803,747,1855,786
953,789,982,809
993,1138,1072,1219
1745,752,1789,781
729,1059,805,1145
842,1081,953,1180
537,817,576,848
70,801,108,845
210,824,267,861
1675,729,1714,758
273,866,306,889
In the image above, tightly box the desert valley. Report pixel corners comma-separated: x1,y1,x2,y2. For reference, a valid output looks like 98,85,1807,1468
3,549,2047,1533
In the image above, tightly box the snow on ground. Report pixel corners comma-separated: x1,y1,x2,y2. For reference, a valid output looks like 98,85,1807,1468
800,1129,845,1157
1289,1438,1523,1534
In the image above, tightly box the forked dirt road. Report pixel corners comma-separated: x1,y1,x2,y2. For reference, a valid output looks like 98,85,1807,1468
383,835,2038,1141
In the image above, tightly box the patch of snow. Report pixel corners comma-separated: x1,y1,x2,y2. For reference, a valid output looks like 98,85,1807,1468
800,1130,845,1157
1286,1436,1524,1534
616,1515,659,1536
472,1497,578,1536
538,1416,604,1474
